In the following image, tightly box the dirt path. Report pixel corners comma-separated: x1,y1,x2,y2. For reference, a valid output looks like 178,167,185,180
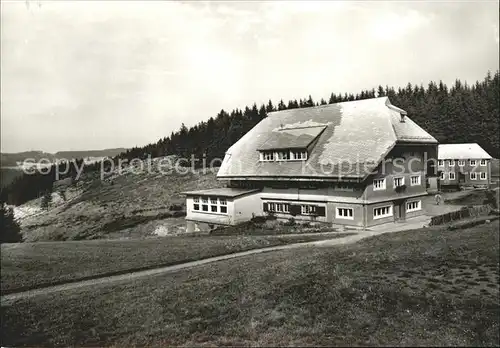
1,218,430,304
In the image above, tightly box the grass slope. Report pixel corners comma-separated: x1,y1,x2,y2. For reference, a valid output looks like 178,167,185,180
1,233,352,293
19,165,223,241
2,222,498,346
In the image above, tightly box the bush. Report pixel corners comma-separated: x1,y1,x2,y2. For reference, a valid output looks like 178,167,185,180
483,190,499,209
283,217,296,226
250,215,268,224
169,204,184,211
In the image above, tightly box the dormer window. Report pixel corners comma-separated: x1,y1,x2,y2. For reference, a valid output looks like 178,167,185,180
291,150,307,160
260,151,275,161
259,149,308,162
277,151,289,161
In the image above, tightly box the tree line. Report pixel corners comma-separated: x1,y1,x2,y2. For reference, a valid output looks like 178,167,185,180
2,70,498,207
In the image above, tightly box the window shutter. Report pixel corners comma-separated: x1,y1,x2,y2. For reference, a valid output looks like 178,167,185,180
289,204,301,216
263,202,269,212
317,206,326,217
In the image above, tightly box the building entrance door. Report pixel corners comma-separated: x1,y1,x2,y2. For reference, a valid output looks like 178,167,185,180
394,200,406,222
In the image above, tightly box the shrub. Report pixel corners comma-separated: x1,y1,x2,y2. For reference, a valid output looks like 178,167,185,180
283,217,296,226
169,204,184,211
265,211,277,220
250,215,268,224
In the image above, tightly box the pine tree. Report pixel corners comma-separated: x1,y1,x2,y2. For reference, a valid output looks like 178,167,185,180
277,99,286,111
0,202,22,243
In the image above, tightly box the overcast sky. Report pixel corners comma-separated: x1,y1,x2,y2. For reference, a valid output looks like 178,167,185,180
1,0,499,153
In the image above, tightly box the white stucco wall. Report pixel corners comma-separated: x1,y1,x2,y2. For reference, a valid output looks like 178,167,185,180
185,196,234,225
232,193,262,223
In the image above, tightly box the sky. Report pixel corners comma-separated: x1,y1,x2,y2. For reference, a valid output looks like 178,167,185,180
1,0,499,153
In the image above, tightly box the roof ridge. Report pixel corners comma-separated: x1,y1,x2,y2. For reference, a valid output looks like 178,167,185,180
267,96,389,116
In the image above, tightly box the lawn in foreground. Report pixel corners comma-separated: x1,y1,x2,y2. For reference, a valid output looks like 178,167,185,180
1,233,352,293
1,222,499,346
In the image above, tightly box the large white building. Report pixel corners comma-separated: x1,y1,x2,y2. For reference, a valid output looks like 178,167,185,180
183,97,439,231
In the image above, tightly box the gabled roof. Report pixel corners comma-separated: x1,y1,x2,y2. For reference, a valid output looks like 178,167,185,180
217,97,438,180
438,143,492,160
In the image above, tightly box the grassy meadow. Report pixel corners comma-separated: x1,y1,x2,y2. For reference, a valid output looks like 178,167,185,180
2,221,498,346
1,232,352,294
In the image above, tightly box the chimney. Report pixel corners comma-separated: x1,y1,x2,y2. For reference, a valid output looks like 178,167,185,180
400,112,406,123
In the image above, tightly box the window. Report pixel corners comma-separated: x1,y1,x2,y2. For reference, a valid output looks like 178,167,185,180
480,172,487,180
292,150,308,160
261,151,275,161
373,178,386,191
277,151,289,161
480,159,487,166
438,160,444,167
448,160,455,166
469,160,477,166
449,172,456,180
198,196,228,214
272,202,291,213
393,177,405,187
410,175,421,186
269,202,276,212
458,160,465,166
336,183,354,191
406,200,421,212
470,172,477,180
301,205,317,215
373,205,393,219
440,172,445,180
336,207,354,220
261,149,308,162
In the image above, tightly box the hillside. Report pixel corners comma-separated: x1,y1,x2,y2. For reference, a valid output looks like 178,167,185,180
53,148,127,160
0,151,56,167
2,221,498,346
14,156,223,242
0,148,127,167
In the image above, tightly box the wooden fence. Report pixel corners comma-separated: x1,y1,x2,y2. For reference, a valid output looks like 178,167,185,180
429,205,494,226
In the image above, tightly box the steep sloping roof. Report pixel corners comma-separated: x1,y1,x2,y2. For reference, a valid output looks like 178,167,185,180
217,97,438,180
258,126,326,150
438,143,492,160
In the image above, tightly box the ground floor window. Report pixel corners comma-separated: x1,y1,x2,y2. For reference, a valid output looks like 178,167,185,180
264,201,291,213
470,172,477,180
406,200,421,212
301,205,317,215
480,172,487,180
336,207,354,220
373,205,393,219
449,172,456,180
192,196,228,214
